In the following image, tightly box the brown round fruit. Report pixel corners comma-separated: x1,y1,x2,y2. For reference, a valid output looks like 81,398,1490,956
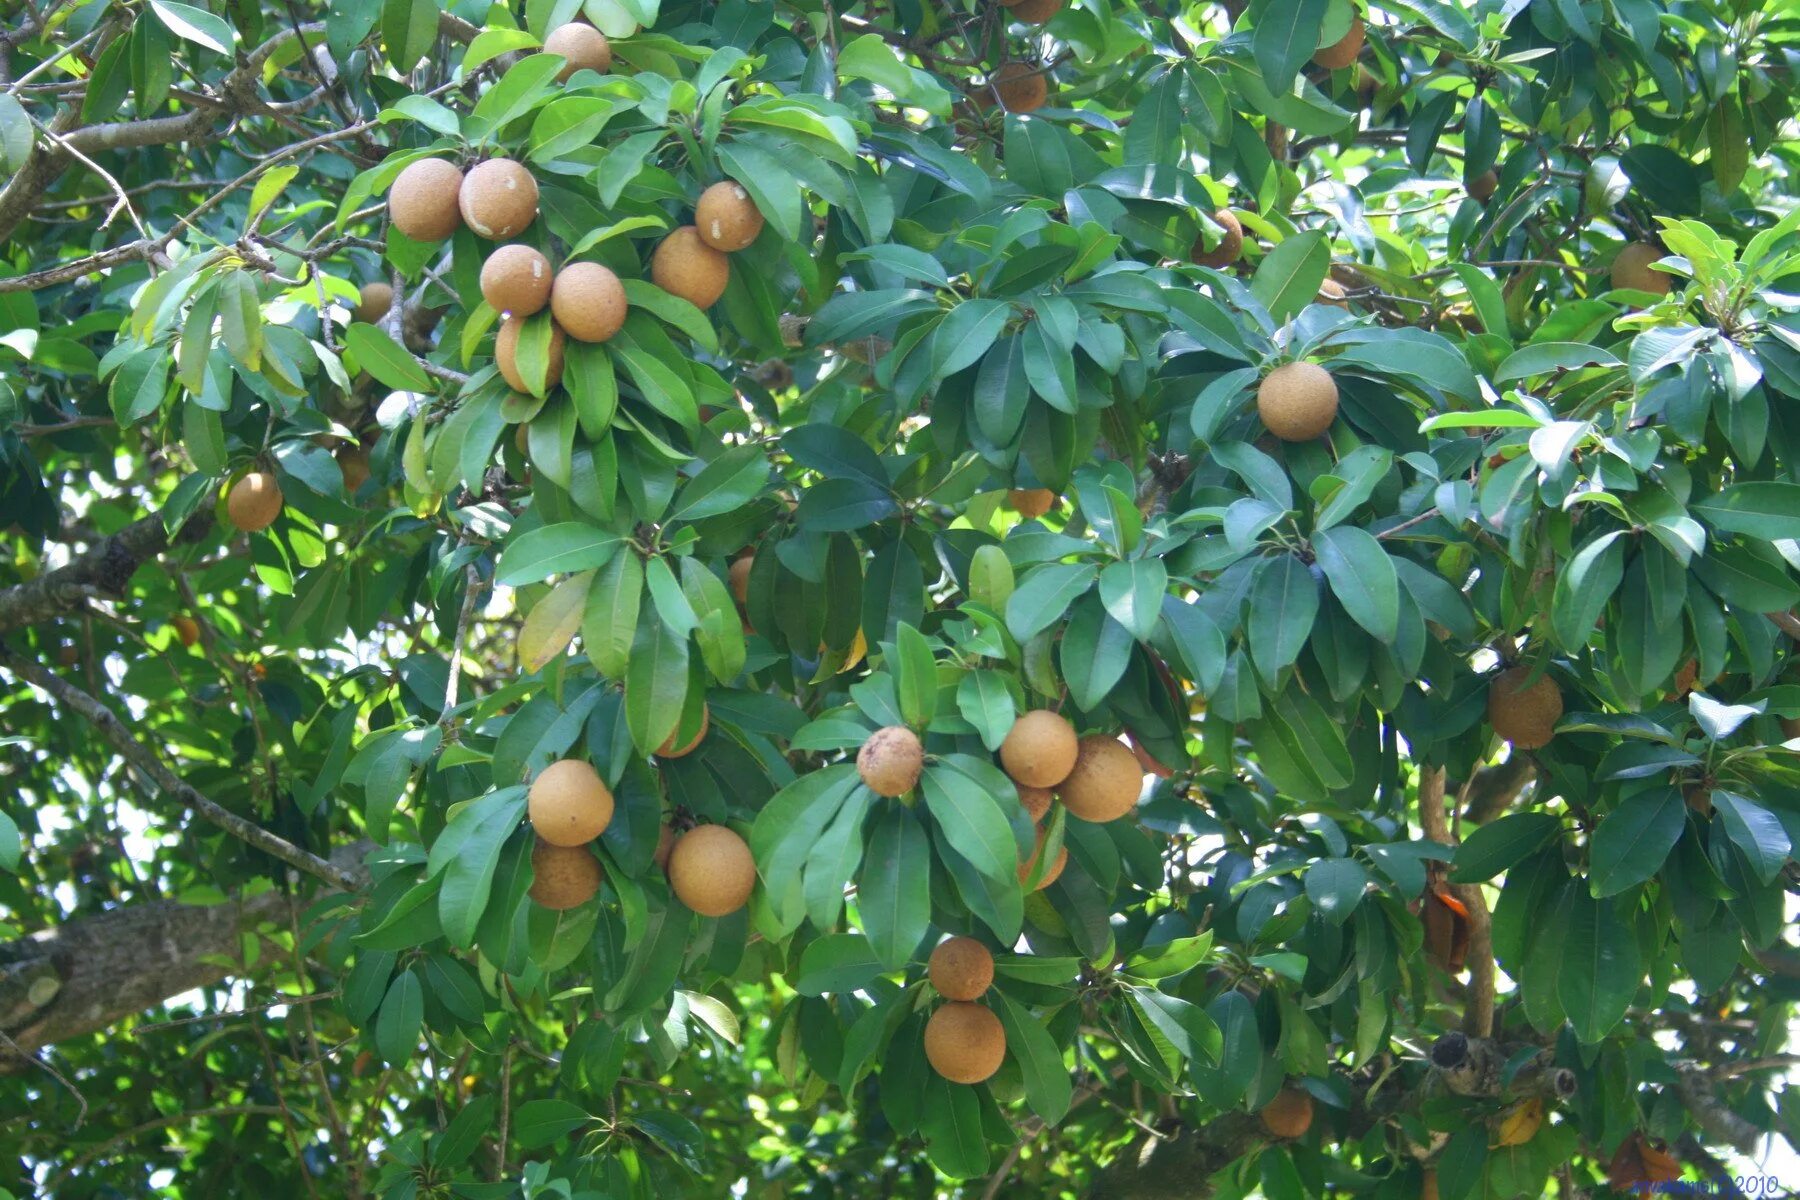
1318,278,1349,307
1008,487,1055,518
1000,709,1079,790
387,158,465,242
1487,665,1564,749
337,445,371,492
1059,734,1142,823
668,824,757,916
1192,208,1244,269
1467,169,1499,203
1611,241,1670,296
651,226,730,308
480,244,553,317
459,158,540,240
1017,785,1053,822
527,758,614,846
354,281,393,324
858,725,924,797
1003,0,1063,23
172,616,200,648
695,181,765,252
1261,1086,1315,1138
929,936,995,1001
657,704,709,759
529,839,603,910
924,1002,1007,1084
1257,361,1339,442
550,261,628,343
227,471,284,533
544,21,611,81
496,316,566,393
989,61,1048,112
1312,14,1365,69
1018,825,1067,889
729,555,753,607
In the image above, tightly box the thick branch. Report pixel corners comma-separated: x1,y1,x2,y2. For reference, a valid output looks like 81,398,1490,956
0,503,210,632
1429,1032,1576,1100
1676,1068,1762,1155
1418,766,1496,1037
0,651,359,890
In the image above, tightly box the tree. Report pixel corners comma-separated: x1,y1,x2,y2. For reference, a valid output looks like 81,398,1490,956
1,0,1798,1194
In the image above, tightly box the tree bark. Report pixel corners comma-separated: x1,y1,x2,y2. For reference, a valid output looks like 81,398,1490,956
0,503,212,634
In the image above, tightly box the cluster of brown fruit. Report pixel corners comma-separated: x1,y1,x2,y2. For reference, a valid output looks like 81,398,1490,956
1003,710,1145,886
923,936,1007,1083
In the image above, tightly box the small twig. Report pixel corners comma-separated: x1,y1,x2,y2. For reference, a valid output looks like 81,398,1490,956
130,991,337,1034
0,1029,86,1127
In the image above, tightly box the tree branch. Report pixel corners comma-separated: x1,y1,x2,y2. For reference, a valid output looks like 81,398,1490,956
0,501,211,632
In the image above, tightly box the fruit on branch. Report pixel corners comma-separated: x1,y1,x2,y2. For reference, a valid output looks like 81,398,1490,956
651,226,730,308
1000,0,1063,25
543,21,612,80
528,839,603,909
496,316,566,392
550,261,629,342
1312,13,1365,69
353,281,393,324
999,709,1079,789
1018,825,1067,888
929,935,995,1001
226,470,284,533
1257,361,1339,442
728,554,753,607
387,158,466,242
1610,241,1670,295
527,758,614,845
480,244,553,317
1192,208,1244,269
657,704,709,758
667,824,757,916
336,445,371,492
858,726,924,797
1260,1085,1315,1137
1467,169,1498,202
459,158,540,240
172,616,200,648
1017,784,1053,821
1006,487,1056,518
1486,665,1562,748
1058,734,1142,822
988,62,1048,112
695,181,765,252
924,1001,1007,1083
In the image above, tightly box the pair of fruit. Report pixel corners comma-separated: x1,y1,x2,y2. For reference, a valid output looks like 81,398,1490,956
923,936,1007,1084
649,180,766,311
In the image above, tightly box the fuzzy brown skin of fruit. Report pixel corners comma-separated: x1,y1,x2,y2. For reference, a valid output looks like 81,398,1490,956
1003,0,1063,23
988,61,1048,112
337,445,372,492
528,759,614,846
1017,785,1053,822
480,244,553,317
668,824,757,916
172,616,200,648
728,555,753,607
459,158,540,240
1260,1086,1315,1138
657,704,709,758
528,840,603,910
651,226,731,308
496,316,566,392
388,158,465,242
1018,826,1067,888
1611,241,1671,296
354,281,393,324
924,1002,1007,1084
1007,487,1055,518
695,181,765,252
1059,734,1142,822
1487,665,1563,749
1192,208,1244,269
1000,709,1079,789
858,725,924,797
1467,169,1499,202
1312,14,1365,69
550,261,628,342
544,22,611,80
1317,278,1349,307
1257,361,1339,442
929,936,995,1001
227,471,284,532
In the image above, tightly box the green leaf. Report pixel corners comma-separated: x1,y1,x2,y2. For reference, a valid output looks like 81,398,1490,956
1557,892,1641,1042
583,550,643,678
794,932,884,996
345,322,431,392
1589,789,1685,896
1552,531,1626,651
1252,0,1329,90
1098,558,1167,641
1692,482,1800,542
992,990,1072,1124
374,969,423,1064
1303,858,1368,923
670,444,769,522
920,766,1018,885
624,607,689,755
0,808,20,873
466,51,564,139
1128,986,1222,1066
1711,791,1791,884
1450,812,1560,883
1005,563,1096,642
150,0,235,54
892,622,938,727
1250,230,1329,322
380,0,438,74
861,805,931,969
438,792,526,948
919,1076,989,1179
513,1098,590,1149
930,299,1011,378
495,523,623,586
0,96,32,175
1310,526,1398,642
1247,555,1319,682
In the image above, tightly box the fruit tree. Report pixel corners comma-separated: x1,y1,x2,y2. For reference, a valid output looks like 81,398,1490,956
2,0,1799,1195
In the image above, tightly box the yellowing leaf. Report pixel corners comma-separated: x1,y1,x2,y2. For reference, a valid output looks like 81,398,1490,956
519,571,594,672
1491,1097,1543,1148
